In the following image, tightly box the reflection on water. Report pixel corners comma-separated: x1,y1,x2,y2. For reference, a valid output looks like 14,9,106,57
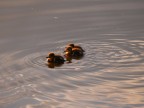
47,63,64,68
0,38,144,108
0,0,144,108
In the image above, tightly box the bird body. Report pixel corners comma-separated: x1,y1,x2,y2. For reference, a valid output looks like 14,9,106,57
67,43,85,52
46,53,65,64
64,44,85,52
46,43,84,66
64,46,84,62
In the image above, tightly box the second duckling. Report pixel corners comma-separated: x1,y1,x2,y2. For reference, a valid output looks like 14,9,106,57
66,43,85,52
64,46,84,62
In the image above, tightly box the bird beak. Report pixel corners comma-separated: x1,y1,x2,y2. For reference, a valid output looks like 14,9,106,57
46,56,49,58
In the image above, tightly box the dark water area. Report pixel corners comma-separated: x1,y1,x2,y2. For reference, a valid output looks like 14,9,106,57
0,0,144,108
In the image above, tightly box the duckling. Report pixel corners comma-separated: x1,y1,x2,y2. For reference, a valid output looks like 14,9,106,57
64,47,73,63
64,46,84,60
66,43,85,52
46,52,65,64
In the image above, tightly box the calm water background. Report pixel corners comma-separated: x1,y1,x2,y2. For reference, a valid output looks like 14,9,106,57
0,0,144,108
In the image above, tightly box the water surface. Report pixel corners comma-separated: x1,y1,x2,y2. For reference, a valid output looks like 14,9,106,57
0,0,144,108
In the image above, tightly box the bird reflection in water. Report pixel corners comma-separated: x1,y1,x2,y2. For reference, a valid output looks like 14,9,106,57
47,62,64,68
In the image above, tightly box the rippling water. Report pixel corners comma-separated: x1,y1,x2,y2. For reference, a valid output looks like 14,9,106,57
0,0,144,108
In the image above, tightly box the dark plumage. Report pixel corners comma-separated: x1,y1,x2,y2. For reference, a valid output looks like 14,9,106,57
64,43,85,53
64,46,84,62
46,53,65,64
67,43,85,52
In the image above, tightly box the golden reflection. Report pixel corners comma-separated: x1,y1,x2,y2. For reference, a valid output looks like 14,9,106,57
46,63,64,68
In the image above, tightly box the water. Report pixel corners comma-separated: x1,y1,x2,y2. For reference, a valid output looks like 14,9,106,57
0,0,144,108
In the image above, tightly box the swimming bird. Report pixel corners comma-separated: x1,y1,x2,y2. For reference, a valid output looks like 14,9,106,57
68,44,85,52
66,43,85,52
64,46,84,62
64,47,73,63
46,52,65,64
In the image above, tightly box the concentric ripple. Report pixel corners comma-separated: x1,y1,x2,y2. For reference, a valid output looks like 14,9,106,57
21,38,144,71
0,38,144,108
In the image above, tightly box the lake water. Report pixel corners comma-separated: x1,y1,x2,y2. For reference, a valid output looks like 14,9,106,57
0,0,144,108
